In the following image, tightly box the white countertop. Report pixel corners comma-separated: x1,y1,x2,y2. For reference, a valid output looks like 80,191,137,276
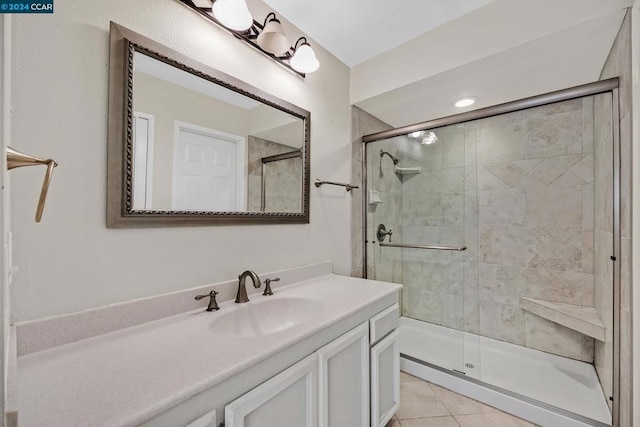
17,274,401,426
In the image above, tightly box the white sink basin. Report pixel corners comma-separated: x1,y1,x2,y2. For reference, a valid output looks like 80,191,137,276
209,297,324,337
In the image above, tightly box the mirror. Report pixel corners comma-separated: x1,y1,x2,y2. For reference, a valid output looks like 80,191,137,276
107,23,310,227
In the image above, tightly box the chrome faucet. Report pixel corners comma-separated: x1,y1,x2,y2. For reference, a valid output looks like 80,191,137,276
235,270,261,303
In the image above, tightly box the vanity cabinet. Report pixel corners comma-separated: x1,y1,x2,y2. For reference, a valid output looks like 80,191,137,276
17,267,402,427
224,304,399,427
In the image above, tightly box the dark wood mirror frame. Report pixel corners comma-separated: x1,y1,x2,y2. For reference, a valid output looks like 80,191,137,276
107,22,311,228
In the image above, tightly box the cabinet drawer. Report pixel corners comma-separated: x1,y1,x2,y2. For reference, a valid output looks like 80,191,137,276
186,409,217,427
369,303,399,345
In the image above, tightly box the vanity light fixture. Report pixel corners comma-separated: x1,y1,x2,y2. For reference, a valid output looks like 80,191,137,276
454,97,477,108
178,0,320,77
290,37,320,74
211,0,252,31
257,13,290,56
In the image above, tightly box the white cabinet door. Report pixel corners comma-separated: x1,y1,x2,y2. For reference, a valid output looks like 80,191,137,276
371,329,400,427
225,353,317,427
317,322,369,427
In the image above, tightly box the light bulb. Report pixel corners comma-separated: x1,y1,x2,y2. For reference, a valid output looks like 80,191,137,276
212,0,253,32
290,43,319,74
408,131,425,139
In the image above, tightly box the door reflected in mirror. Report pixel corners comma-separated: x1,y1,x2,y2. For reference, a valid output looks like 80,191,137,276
131,51,304,213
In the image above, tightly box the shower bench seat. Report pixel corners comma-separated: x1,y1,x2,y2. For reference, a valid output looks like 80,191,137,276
519,297,605,341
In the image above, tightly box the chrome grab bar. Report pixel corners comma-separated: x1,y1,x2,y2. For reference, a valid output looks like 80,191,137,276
314,179,359,191
379,242,467,251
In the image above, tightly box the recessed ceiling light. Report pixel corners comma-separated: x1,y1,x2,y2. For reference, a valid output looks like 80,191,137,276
454,97,477,108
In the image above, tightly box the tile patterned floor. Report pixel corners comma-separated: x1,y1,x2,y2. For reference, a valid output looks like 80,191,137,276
386,372,538,427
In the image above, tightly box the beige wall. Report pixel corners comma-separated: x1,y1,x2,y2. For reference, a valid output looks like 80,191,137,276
133,72,249,209
599,9,634,426
248,104,301,146
10,0,351,322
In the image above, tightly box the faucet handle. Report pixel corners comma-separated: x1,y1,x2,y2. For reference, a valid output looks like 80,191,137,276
195,290,220,311
263,277,280,296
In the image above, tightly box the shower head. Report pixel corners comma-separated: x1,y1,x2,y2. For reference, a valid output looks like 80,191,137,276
380,150,399,165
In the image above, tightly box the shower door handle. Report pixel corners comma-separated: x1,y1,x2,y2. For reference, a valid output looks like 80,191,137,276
379,242,467,251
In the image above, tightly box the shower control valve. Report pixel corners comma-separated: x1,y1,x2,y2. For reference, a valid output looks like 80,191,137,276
377,224,393,243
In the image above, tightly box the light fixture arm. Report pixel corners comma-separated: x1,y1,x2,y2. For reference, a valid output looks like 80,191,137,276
294,37,309,50
262,12,277,27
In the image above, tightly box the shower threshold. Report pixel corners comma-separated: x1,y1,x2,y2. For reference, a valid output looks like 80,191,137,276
398,317,612,426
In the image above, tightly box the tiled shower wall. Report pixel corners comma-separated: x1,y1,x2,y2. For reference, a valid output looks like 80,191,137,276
247,136,302,212
364,137,404,284
398,125,470,332
599,9,633,425
398,100,598,362
355,98,603,363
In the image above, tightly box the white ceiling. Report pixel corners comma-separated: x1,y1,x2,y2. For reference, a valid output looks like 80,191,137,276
261,0,494,66
261,0,633,129
355,9,628,128
134,52,260,110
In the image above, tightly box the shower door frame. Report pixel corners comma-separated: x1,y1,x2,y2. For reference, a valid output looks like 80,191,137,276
361,78,622,426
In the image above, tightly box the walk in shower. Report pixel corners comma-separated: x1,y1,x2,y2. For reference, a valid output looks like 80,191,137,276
361,80,620,426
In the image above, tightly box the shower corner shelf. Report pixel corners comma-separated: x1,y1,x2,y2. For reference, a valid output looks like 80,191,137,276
519,297,605,342
394,166,421,175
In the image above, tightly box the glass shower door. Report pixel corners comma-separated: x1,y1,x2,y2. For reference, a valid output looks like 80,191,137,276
363,89,616,424
366,127,471,375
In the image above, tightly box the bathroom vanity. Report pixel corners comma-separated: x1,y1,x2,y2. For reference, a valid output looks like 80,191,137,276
16,263,401,427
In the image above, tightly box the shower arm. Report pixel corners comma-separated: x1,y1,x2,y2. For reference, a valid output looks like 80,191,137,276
379,150,399,165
